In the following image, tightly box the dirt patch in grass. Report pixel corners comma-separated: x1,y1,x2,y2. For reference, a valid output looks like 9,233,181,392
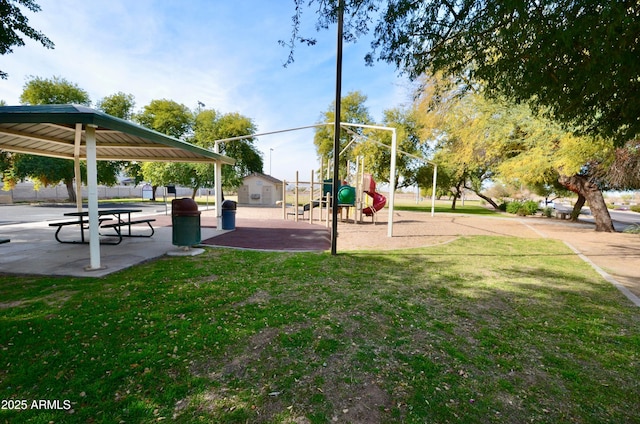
0,289,77,310
0,300,25,309
323,379,391,423
190,326,280,381
233,289,271,308
185,311,397,423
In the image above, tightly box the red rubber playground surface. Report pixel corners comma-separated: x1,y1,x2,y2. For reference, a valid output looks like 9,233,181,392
151,212,331,251
202,218,331,251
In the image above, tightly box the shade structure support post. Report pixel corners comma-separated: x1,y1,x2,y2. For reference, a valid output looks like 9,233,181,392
295,171,299,222
331,0,344,255
309,170,315,224
359,156,365,223
214,142,223,231
431,164,438,217
282,180,287,220
74,123,82,212
85,124,103,271
387,128,397,237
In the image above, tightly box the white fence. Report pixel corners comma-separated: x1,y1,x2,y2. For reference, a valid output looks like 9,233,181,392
0,182,194,203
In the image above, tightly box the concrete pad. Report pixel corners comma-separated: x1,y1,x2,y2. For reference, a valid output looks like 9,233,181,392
0,221,220,278
166,247,206,256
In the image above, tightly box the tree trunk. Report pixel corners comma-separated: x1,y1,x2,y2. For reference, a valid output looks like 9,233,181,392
65,178,76,203
467,186,500,209
571,194,586,221
558,175,614,232
450,183,463,210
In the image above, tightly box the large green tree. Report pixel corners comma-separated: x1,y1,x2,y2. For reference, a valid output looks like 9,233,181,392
290,1,640,145
416,77,616,230
7,76,120,201
314,90,373,179
413,75,478,206
19,75,89,106
134,99,194,199
0,0,54,79
385,107,430,188
353,106,429,189
315,91,427,189
416,84,504,210
96,92,140,185
135,99,193,139
192,110,263,191
135,102,263,199
96,92,135,121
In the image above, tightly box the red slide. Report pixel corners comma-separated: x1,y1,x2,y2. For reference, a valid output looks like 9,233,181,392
362,174,386,216
363,191,386,216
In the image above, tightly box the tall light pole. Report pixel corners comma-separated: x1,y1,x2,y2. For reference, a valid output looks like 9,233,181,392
269,148,274,175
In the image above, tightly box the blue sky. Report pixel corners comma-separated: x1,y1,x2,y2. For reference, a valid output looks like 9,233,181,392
0,0,411,181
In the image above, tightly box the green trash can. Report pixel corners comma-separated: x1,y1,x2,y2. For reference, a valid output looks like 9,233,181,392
221,200,237,230
172,198,201,246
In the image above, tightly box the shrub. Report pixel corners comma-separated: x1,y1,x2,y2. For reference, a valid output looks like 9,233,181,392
505,200,539,216
505,201,522,214
522,200,539,215
631,205,640,213
542,207,554,218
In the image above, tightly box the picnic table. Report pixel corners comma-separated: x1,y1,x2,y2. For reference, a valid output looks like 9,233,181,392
49,208,155,244
554,205,574,220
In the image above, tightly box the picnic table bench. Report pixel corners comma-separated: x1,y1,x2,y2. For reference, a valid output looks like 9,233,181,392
49,217,116,244
100,217,155,238
50,208,155,244
554,205,574,220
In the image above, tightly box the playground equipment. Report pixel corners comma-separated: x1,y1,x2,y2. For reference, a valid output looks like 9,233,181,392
282,170,332,225
361,173,387,217
283,155,389,225
212,121,437,241
337,184,356,205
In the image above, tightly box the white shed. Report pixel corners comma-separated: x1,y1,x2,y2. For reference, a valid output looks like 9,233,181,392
238,173,283,205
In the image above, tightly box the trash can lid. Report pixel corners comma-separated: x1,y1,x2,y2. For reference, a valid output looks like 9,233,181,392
172,197,200,216
221,200,237,210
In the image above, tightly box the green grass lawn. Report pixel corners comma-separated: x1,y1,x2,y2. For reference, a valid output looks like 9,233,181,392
1,237,639,423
